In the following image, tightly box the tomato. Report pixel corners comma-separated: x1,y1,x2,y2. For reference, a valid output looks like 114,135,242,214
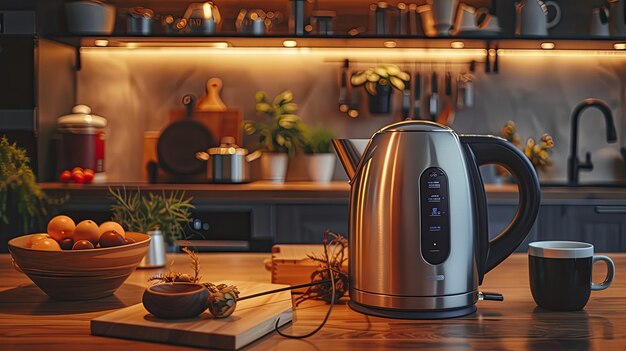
59,170,72,183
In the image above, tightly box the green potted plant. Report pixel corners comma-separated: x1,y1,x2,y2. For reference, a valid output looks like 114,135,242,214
303,126,336,182
350,64,410,114
0,136,50,252
109,187,194,267
242,90,309,182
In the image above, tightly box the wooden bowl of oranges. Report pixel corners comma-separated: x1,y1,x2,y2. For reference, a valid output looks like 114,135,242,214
8,215,150,301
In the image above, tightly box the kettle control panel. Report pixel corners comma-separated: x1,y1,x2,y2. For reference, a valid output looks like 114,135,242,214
420,167,450,265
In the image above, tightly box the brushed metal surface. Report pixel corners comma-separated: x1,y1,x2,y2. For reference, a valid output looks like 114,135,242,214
207,154,250,183
139,230,166,268
346,122,478,311
351,289,478,310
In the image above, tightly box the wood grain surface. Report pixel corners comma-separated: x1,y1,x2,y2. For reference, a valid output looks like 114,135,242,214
1,253,625,351
92,281,292,350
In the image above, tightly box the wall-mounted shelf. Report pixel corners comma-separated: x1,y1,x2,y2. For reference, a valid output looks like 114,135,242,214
49,34,626,51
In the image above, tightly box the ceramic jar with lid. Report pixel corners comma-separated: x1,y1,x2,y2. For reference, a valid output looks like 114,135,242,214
56,105,107,175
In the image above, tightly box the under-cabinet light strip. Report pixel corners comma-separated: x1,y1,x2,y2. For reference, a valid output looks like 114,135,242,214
80,46,626,58
80,46,487,59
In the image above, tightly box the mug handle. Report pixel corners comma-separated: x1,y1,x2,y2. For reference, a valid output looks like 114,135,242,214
475,7,490,28
544,1,561,29
591,255,615,291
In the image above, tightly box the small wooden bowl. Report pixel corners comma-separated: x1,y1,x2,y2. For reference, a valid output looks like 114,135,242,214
8,232,150,300
143,283,209,319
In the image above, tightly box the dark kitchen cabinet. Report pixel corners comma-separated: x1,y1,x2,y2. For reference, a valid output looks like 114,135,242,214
537,205,626,252
275,204,349,243
0,36,35,108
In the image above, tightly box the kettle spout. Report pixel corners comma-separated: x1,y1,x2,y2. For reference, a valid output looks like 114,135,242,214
332,139,369,180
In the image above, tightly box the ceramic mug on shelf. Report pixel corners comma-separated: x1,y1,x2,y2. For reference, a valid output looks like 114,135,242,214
515,0,561,36
590,7,610,37
429,0,458,36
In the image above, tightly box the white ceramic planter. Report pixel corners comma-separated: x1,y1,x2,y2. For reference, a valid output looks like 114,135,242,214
260,152,288,182
306,153,336,182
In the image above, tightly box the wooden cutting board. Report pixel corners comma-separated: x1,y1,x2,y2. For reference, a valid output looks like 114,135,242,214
91,281,293,350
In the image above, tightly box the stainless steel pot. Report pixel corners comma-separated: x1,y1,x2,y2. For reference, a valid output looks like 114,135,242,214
196,137,260,183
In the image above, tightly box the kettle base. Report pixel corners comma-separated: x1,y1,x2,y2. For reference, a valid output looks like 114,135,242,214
348,300,477,320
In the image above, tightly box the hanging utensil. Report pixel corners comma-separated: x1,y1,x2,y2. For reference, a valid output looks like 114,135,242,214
428,70,438,121
444,71,455,125
401,71,412,119
347,82,360,118
413,71,421,119
339,59,349,112
157,95,216,177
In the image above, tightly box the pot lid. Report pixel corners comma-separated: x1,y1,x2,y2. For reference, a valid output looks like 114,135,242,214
209,136,248,155
57,105,107,128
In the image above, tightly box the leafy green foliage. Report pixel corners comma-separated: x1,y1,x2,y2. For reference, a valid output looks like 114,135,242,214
304,126,336,154
109,187,194,244
0,136,48,231
242,90,309,157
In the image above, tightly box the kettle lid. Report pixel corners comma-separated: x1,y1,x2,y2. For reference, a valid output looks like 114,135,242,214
376,120,452,133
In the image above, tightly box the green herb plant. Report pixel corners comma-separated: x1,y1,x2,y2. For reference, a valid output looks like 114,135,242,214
0,136,48,232
109,187,194,244
304,126,336,154
242,90,309,158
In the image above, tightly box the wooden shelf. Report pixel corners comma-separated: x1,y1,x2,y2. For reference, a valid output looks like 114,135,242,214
48,34,626,51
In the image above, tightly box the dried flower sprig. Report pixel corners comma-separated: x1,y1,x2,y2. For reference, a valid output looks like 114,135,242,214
294,230,349,307
500,121,554,172
524,134,554,171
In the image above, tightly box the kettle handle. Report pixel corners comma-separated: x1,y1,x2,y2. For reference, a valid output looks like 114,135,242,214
460,135,541,277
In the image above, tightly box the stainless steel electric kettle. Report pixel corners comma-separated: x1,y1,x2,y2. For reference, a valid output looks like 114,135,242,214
333,120,541,319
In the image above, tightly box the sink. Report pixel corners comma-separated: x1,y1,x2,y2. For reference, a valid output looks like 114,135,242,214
540,182,626,188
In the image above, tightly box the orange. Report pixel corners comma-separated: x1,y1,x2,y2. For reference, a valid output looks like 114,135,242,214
73,220,101,245
31,238,62,251
47,215,76,242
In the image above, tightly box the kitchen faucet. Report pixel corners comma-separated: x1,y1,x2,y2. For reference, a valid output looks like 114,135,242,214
567,98,617,185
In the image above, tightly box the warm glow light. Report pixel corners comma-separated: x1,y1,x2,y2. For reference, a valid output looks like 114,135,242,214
212,42,229,49
203,2,213,19
283,40,297,48
82,47,487,60
348,109,359,118
450,41,465,49
496,49,626,57
541,42,555,50
94,39,109,47
383,40,397,48
614,43,626,50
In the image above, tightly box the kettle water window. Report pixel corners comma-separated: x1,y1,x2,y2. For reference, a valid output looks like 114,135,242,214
420,167,451,265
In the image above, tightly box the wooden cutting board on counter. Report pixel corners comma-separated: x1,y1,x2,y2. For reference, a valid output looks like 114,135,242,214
91,281,292,350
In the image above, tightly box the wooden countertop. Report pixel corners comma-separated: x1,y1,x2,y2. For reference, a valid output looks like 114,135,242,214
1,253,625,350
38,181,626,205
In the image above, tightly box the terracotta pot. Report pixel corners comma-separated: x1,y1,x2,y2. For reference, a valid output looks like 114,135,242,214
260,152,288,182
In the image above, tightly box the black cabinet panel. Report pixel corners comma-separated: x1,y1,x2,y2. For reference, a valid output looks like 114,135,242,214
0,37,35,108
276,205,349,243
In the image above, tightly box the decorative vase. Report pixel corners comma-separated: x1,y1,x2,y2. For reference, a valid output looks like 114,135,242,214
305,153,336,182
367,84,393,114
260,152,289,182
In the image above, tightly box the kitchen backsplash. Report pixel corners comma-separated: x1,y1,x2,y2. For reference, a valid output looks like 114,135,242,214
76,50,626,183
